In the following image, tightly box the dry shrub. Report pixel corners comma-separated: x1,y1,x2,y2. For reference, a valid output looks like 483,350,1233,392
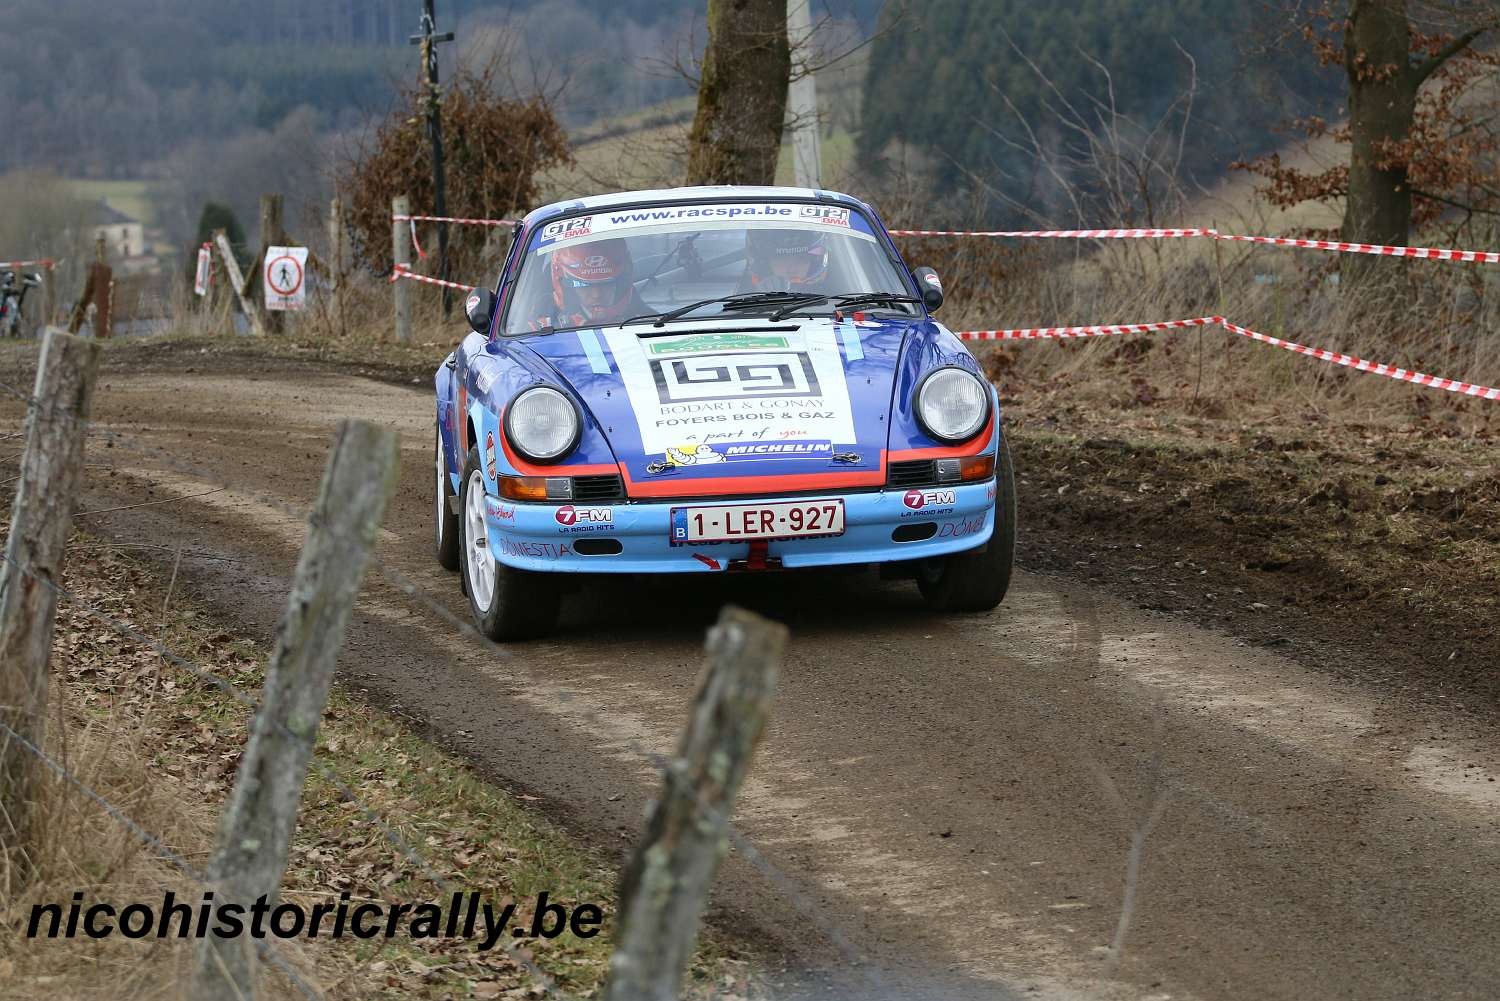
340,60,573,278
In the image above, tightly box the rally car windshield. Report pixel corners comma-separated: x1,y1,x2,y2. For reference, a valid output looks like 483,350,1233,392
501,200,915,335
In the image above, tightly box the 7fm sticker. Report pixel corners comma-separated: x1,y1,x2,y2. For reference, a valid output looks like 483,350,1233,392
555,505,613,532
903,488,956,511
485,431,497,479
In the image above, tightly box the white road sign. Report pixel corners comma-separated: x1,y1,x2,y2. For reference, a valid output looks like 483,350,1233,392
263,245,308,311
193,244,212,297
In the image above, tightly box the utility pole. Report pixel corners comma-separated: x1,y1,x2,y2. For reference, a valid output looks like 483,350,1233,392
410,0,454,317
787,0,821,188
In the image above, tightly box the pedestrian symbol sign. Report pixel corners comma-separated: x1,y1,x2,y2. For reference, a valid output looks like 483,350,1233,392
194,243,212,297
263,245,308,311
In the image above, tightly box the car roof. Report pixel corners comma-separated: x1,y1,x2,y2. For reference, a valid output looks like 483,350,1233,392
521,185,870,228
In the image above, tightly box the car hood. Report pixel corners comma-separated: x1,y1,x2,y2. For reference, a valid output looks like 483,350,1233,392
518,315,943,499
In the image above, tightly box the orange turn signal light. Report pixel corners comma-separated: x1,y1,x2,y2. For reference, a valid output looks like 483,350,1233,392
498,475,549,501
960,454,995,482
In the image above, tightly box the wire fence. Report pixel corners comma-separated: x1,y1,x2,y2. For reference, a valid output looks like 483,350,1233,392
0,370,890,996
0,719,325,1001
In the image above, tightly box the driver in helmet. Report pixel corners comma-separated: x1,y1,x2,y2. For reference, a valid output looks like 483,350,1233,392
739,228,829,293
534,239,646,328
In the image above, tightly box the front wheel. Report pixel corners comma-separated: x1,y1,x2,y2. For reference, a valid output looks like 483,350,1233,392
916,434,1017,612
435,424,460,571
457,449,560,641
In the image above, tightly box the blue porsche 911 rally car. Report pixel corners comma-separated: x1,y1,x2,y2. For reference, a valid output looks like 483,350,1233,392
434,185,1015,639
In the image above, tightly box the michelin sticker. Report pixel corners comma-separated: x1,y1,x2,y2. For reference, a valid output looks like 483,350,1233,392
604,321,857,456
663,440,833,466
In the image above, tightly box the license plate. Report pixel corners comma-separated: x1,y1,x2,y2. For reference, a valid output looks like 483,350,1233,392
670,499,845,544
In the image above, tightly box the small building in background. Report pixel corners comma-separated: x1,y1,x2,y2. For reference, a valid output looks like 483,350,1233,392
89,201,161,276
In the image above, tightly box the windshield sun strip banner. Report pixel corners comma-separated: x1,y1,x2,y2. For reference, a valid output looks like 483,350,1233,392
533,202,878,253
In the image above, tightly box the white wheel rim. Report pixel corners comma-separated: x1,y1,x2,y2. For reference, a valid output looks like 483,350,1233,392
435,426,445,547
464,469,497,612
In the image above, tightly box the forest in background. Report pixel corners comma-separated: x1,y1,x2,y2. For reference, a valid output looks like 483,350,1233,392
0,1,1344,250
861,1,1344,225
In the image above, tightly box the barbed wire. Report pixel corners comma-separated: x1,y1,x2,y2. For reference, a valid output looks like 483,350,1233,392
0,369,890,989
0,719,324,1001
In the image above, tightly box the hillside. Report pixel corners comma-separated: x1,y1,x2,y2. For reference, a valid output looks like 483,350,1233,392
861,0,1344,225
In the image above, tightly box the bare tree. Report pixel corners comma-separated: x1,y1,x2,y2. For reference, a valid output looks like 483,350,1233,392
685,0,791,185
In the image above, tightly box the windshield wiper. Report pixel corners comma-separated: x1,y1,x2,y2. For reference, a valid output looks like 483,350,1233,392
619,291,825,329
769,292,922,322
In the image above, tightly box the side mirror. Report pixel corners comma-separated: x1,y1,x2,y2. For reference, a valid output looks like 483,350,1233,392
912,267,944,312
464,288,496,335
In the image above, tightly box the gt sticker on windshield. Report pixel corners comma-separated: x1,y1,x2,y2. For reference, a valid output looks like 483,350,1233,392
798,205,850,227
604,323,857,456
540,216,593,244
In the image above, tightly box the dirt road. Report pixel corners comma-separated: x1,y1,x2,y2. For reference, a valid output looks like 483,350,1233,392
28,364,1500,1000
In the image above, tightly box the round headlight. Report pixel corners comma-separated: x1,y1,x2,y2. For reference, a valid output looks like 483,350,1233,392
916,367,989,443
504,386,580,463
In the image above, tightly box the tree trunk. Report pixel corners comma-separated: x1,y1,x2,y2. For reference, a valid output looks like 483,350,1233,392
685,0,791,186
1342,0,1416,265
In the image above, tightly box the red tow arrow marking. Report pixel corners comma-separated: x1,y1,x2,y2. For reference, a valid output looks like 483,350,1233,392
692,553,721,570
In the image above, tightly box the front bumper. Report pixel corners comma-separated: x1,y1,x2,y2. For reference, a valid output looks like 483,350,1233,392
482,479,998,574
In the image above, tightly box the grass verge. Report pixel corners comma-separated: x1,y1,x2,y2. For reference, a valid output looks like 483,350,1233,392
0,510,753,999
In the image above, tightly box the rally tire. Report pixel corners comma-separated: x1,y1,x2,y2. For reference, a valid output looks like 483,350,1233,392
435,424,461,571
916,433,1017,613
457,449,561,641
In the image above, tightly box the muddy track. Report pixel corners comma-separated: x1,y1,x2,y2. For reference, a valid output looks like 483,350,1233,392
14,363,1500,1000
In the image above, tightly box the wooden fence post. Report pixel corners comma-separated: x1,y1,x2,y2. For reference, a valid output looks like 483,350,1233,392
95,266,113,340
0,331,102,880
257,194,285,335
602,606,786,1001
191,419,399,1001
327,196,347,337
392,195,412,343
40,265,55,330
213,229,264,337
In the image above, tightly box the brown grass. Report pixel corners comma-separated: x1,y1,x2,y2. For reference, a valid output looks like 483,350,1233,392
0,516,752,999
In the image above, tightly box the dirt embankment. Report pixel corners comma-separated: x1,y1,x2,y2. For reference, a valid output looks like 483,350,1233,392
1005,393,1500,705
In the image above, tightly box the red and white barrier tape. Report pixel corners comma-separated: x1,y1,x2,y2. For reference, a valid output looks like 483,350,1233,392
958,316,1218,340
389,265,476,292
956,316,1500,401
391,210,1500,264
409,220,427,260
0,258,55,270
1212,232,1500,263
889,227,1212,239
392,214,520,227
890,225,1500,264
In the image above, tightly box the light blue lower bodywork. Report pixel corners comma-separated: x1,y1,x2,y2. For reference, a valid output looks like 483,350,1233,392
471,479,997,574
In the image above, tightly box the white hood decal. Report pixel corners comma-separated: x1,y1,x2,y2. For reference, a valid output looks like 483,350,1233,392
601,320,857,459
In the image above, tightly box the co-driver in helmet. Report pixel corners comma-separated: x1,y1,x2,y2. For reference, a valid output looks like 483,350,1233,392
739,228,829,293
